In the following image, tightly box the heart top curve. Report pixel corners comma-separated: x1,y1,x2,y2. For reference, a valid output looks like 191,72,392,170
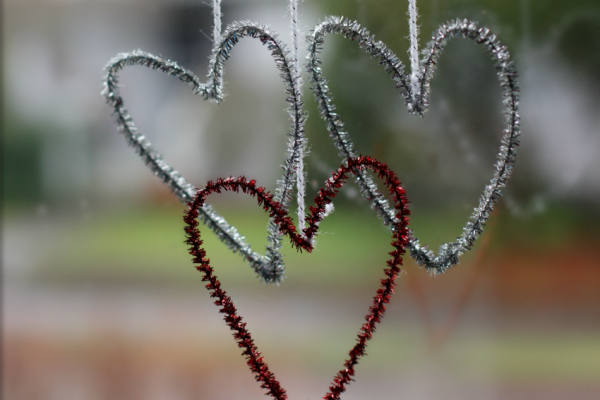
102,21,308,283
307,16,520,275
183,156,410,400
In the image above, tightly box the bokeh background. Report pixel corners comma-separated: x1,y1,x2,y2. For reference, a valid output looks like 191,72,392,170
3,0,600,399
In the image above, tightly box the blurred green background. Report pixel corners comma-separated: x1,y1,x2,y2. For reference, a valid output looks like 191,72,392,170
3,0,600,399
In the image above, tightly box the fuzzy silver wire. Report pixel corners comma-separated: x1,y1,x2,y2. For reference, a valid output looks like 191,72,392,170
306,16,520,275
102,21,308,283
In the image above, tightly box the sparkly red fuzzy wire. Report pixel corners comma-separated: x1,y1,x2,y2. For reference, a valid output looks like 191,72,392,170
183,156,410,400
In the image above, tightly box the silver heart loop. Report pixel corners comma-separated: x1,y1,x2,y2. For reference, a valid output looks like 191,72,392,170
307,17,521,275
102,21,307,283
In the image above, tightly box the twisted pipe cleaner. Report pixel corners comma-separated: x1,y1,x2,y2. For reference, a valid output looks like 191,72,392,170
103,21,308,283
306,16,520,275
183,156,411,400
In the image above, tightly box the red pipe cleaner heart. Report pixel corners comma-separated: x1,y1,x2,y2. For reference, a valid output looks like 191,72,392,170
183,156,410,400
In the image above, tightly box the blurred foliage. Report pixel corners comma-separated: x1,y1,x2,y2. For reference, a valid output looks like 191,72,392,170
5,0,600,284
557,15,600,81
2,118,45,206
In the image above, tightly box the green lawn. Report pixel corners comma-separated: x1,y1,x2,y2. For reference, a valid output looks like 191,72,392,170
35,204,472,287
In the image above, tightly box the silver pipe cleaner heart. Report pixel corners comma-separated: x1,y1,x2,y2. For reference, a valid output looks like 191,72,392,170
306,5,520,275
102,1,310,283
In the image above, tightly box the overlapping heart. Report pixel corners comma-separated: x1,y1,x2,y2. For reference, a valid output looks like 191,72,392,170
307,17,520,275
103,16,520,280
103,22,306,283
183,156,410,400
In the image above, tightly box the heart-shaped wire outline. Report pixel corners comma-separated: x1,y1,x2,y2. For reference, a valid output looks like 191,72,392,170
307,17,520,275
183,156,410,400
103,21,307,283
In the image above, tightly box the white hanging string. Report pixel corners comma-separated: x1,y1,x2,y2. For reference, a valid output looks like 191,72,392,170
289,0,308,232
213,0,222,44
290,0,301,76
408,0,420,99
211,0,310,232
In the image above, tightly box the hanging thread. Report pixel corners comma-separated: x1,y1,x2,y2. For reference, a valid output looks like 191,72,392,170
408,0,421,99
289,0,308,233
213,0,222,44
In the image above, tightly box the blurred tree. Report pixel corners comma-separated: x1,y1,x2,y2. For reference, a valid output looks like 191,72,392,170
2,117,44,206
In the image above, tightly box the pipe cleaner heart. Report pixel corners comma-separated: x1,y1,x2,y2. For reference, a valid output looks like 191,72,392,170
307,17,520,275
103,21,308,283
183,156,410,400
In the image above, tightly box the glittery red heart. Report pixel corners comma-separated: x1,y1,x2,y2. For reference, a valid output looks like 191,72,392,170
183,156,410,400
